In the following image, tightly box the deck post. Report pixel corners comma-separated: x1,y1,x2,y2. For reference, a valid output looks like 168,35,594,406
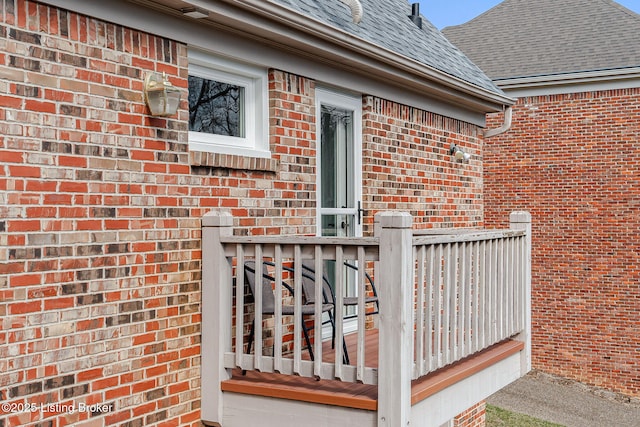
201,210,234,426
375,211,413,427
510,211,532,374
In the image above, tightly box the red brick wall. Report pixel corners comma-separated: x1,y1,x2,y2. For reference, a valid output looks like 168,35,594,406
0,2,202,426
0,1,489,426
485,89,640,397
362,96,484,233
454,400,486,427
0,2,315,426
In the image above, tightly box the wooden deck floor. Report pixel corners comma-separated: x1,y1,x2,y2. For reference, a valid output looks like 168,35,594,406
221,330,523,411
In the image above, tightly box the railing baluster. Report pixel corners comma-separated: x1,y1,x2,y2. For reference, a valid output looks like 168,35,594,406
434,243,443,369
357,245,366,382
425,244,434,373
500,239,506,340
507,238,516,337
506,237,516,337
313,245,323,378
517,235,525,332
464,241,472,356
515,237,521,334
451,243,459,364
514,237,521,333
484,239,493,348
478,239,485,351
472,240,480,354
498,238,505,340
415,245,426,377
334,246,345,380
443,243,452,365
491,240,500,342
236,244,245,369
274,244,283,373
458,242,466,360
254,244,264,372
293,244,303,375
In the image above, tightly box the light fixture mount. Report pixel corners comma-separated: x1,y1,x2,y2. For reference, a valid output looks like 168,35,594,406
143,72,181,117
449,143,471,162
180,7,209,19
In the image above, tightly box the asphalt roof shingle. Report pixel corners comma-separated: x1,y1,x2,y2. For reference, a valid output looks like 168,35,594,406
442,0,640,80
270,0,503,94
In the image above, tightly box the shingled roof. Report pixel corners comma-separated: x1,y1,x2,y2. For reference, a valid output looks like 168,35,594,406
442,0,640,80
271,0,503,94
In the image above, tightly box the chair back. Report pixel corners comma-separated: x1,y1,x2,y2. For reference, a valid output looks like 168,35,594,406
244,261,276,314
300,260,335,305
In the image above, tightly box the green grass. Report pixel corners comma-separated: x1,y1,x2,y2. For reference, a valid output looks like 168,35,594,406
486,405,566,427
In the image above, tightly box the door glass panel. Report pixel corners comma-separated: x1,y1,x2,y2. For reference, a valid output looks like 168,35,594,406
321,213,358,318
321,105,354,211
321,214,355,238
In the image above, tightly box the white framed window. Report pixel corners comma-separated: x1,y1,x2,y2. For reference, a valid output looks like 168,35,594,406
188,50,269,158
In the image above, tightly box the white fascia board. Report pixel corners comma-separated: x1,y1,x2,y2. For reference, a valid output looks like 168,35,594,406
186,0,513,111
38,0,507,125
201,0,512,103
496,67,640,97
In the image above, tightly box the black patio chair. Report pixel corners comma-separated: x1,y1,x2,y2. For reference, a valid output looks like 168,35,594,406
298,260,378,360
264,260,351,365
243,261,336,363
302,260,379,320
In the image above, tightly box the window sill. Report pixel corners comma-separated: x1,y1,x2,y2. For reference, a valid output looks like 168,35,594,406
190,150,279,173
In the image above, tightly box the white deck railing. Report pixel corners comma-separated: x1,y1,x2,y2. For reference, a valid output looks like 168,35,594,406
224,236,379,384
202,210,531,427
412,228,528,378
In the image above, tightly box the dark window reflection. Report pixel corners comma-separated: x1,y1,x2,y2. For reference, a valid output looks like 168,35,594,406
188,75,244,137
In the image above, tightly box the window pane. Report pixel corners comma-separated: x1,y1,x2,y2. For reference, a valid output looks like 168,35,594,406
188,75,245,137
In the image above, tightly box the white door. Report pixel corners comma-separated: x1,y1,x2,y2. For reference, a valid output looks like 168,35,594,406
316,88,363,334
316,89,363,238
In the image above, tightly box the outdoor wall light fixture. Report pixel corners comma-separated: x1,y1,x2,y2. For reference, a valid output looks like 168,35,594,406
143,72,181,117
449,143,471,162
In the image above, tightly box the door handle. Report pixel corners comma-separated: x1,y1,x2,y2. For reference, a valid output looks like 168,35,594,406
357,201,365,225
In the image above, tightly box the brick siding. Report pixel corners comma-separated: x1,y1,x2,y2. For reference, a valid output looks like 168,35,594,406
362,96,484,233
1,0,489,425
485,89,640,397
454,400,486,427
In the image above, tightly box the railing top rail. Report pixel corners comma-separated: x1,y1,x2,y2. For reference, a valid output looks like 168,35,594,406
413,228,479,235
216,230,524,247
219,235,380,247
412,229,525,246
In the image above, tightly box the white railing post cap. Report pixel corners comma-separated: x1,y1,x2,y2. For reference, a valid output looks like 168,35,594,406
374,211,413,229
202,210,234,227
510,211,531,223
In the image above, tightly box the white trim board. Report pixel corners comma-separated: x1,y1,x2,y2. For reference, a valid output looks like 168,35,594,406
496,68,640,97
410,352,524,427
218,393,377,427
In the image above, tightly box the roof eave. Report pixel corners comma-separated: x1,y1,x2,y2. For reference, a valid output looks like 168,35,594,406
185,0,514,112
494,67,640,96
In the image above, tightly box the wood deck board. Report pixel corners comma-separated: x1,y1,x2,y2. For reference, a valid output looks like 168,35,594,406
410,339,525,405
316,328,380,368
220,330,523,412
222,370,378,410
